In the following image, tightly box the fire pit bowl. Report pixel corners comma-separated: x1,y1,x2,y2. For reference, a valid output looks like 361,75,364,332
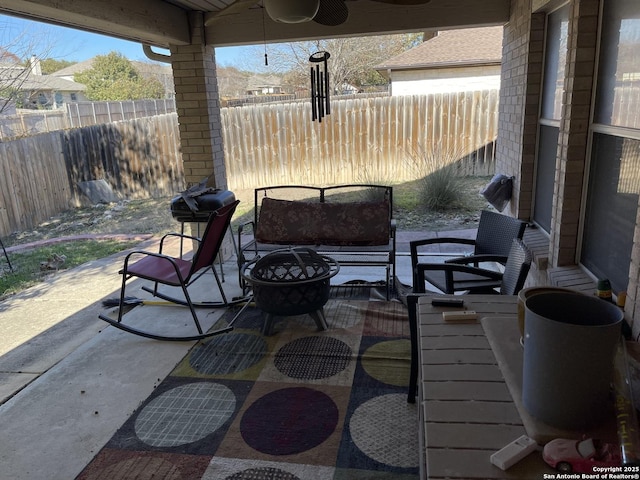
241,248,340,335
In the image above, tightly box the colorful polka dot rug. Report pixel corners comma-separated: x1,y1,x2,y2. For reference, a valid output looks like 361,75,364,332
77,295,418,480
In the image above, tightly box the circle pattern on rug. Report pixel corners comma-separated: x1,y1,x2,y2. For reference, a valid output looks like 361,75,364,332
190,332,267,375
240,387,339,455
225,467,300,480
135,382,236,447
361,339,410,386
84,457,182,480
349,393,418,468
274,336,351,380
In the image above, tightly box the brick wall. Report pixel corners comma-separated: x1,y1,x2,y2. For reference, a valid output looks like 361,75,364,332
498,0,599,272
496,0,543,222
549,0,598,267
170,12,233,259
170,11,228,191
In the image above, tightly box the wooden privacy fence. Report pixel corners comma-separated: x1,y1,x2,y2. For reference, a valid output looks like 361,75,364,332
223,90,498,189
0,90,498,237
66,99,176,128
0,99,177,141
0,110,68,140
0,114,183,237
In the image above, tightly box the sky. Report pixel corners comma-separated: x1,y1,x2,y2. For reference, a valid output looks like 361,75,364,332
0,14,255,67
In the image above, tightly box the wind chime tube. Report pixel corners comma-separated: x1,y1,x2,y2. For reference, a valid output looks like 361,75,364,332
310,66,317,121
316,64,323,122
318,67,325,122
325,70,330,115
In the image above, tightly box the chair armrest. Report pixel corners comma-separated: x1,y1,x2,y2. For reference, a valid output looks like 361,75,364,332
410,237,476,249
410,237,477,287
237,220,255,235
414,262,502,293
445,254,508,265
417,262,502,278
410,237,476,263
237,221,257,266
158,232,200,254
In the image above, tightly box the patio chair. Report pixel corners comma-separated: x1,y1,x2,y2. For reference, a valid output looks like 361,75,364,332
98,200,246,341
414,238,532,295
410,210,526,289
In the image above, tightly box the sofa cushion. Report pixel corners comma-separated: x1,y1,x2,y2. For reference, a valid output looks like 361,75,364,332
254,197,390,246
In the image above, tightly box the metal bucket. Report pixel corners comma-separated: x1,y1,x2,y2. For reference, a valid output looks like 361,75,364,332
523,292,623,429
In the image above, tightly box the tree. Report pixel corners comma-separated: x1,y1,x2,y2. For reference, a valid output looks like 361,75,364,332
0,20,59,114
40,58,75,75
261,33,422,94
74,52,164,101
216,65,252,99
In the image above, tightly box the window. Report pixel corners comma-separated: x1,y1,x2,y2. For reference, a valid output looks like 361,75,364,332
534,125,559,232
541,6,568,121
534,4,569,232
582,133,640,291
594,6,640,129
582,0,640,293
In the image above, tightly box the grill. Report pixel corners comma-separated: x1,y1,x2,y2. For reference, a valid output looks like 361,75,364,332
170,188,237,261
170,189,236,222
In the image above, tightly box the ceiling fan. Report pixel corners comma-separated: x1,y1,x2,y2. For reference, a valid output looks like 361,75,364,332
264,0,432,27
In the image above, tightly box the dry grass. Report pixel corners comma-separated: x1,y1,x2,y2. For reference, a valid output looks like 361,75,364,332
3,177,492,250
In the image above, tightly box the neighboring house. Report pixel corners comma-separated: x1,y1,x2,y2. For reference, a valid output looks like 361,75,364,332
51,57,175,99
338,83,360,95
246,74,290,96
0,56,87,109
375,26,503,96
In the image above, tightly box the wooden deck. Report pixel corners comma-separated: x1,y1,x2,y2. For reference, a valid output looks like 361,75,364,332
522,226,597,296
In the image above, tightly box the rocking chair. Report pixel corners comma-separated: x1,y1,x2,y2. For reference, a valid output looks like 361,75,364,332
98,200,245,341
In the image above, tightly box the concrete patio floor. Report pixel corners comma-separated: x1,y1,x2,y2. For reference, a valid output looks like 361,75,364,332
0,229,475,480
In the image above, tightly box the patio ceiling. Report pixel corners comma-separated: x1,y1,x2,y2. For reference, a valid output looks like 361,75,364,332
0,0,510,49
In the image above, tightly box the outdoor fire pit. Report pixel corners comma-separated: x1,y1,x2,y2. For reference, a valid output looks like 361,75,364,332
241,247,340,335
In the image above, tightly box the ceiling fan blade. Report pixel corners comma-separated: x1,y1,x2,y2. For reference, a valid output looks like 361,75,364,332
313,0,349,26
369,0,431,4
204,0,261,26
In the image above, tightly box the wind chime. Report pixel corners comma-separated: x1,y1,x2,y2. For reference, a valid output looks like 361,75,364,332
309,51,331,122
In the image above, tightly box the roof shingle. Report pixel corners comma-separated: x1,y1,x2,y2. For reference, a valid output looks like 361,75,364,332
376,26,503,71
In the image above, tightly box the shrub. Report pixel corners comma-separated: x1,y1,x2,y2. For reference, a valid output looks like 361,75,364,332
418,166,465,211
406,141,467,212
355,163,392,203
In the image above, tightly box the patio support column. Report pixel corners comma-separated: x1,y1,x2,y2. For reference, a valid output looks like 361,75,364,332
548,0,598,267
169,11,227,191
496,0,544,221
169,12,233,259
